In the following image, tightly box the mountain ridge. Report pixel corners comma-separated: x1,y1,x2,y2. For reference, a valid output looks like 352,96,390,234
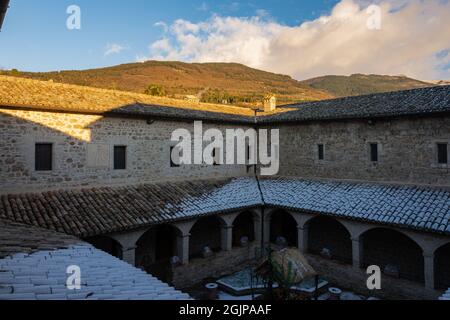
0,61,438,107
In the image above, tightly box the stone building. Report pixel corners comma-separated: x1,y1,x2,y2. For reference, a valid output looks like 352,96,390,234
0,75,449,300
263,95,277,112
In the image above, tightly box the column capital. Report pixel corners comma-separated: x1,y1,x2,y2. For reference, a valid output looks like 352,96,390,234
179,233,191,238
423,252,435,259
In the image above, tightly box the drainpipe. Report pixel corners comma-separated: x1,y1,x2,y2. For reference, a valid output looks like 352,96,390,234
253,108,266,256
0,0,10,31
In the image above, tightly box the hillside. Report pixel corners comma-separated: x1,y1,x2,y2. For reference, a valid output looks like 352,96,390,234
0,61,332,107
301,74,431,97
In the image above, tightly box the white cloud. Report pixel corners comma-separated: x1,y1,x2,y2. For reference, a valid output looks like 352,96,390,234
104,43,127,56
141,0,450,80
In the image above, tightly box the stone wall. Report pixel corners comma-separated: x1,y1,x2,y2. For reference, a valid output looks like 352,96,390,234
306,254,440,300
171,243,261,289
0,109,252,194
272,115,450,187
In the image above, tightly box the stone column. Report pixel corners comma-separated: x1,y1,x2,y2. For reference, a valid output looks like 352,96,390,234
221,225,233,251
423,252,435,290
122,246,136,266
263,215,271,246
297,226,309,253
253,215,262,244
176,234,191,265
351,237,363,270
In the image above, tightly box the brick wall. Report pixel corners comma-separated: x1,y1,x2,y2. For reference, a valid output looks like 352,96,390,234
273,116,450,186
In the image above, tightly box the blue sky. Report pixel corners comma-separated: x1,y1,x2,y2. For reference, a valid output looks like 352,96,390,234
0,0,449,80
0,0,339,72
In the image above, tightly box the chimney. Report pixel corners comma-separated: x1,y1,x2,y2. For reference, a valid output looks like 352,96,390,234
263,95,276,112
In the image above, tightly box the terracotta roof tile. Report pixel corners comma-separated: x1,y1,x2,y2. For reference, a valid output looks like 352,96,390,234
259,85,450,123
0,177,449,238
0,178,262,237
0,75,257,121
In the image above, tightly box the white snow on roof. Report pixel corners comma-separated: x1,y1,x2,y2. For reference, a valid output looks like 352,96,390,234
439,289,450,301
0,244,191,300
260,177,450,234
163,177,263,219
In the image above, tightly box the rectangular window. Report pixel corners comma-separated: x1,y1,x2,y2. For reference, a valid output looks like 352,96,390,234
370,143,379,162
437,143,448,164
113,146,127,170
170,146,180,168
212,148,220,166
318,144,324,161
35,143,53,171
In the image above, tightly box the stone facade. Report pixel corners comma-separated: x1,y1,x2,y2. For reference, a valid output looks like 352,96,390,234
0,109,252,194
273,115,450,187
1,106,450,299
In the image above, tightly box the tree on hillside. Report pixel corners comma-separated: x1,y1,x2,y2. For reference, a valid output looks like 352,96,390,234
144,84,166,97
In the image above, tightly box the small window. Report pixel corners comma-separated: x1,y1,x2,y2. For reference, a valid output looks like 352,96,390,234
35,143,53,171
170,146,180,168
212,148,220,166
113,146,127,170
318,144,325,161
437,143,448,164
370,143,379,162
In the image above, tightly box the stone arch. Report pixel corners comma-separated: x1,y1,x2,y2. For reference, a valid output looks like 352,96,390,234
305,216,352,264
135,224,180,282
85,235,123,259
189,215,224,259
361,228,424,283
232,211,256,247
434,242,450,289
269,209,298,247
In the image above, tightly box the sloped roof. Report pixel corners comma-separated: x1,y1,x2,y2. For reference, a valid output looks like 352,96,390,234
0,178,262,237
260,177,450,234
0,177,449,238
0,219,190,300
1,75,449,124
440,289,450,301
0,75,257,121
259,85,450,124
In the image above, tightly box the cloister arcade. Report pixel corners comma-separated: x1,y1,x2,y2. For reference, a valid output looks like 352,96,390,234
86,207,450,291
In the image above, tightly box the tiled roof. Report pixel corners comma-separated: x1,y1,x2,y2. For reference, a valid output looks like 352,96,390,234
439,289,450,300
109,103,255,123
0,75,257,121
260,177,450,234
1,76,449,124
259,85,450,123
0,178,262,237
0,177,449,238
0,219,191,300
